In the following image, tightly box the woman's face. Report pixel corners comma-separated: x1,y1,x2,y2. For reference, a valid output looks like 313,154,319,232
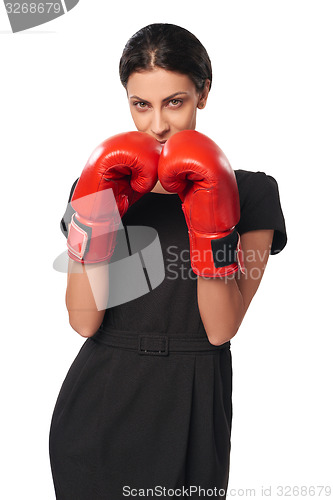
126,68,208,144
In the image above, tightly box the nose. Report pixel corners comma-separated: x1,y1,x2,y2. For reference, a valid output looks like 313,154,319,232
151,111,169,137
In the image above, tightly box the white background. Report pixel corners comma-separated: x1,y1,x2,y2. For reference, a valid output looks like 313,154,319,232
1,0,332,498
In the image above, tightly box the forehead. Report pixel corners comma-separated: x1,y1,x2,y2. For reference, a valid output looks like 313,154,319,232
127,68,197,99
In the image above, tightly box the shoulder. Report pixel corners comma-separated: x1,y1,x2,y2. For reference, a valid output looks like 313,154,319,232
235,169,279,204
234,169,287,254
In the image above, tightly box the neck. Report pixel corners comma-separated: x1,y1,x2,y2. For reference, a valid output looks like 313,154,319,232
151,180,174,194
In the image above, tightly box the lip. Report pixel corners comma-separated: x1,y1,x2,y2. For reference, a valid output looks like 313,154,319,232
157,140,167,145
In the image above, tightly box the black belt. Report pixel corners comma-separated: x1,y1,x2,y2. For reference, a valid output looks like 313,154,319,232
92,328,230,356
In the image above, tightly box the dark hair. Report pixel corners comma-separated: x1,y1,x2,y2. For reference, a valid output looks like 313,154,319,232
119,23,212,92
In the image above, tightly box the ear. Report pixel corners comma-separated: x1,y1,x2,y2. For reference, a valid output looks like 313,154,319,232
197,79,211,109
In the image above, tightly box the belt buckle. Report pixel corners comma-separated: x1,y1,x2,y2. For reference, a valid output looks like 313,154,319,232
138,335,169,356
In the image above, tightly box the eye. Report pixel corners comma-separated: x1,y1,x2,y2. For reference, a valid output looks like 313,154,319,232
167,99,183,108
133,101,149,110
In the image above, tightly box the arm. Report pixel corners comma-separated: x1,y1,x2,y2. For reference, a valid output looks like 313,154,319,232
64,132,161,337
157,131,274,345
197,229,274,345
65,258,109,338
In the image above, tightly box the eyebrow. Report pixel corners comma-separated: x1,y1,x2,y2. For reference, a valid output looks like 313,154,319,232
129,92,189,103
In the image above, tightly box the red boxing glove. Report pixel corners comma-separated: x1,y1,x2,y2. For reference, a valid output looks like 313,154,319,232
158,130,243,277
67,132,161,263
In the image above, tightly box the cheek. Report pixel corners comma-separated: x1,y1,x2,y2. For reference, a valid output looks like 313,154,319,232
130,109,148,131
172,106,197,130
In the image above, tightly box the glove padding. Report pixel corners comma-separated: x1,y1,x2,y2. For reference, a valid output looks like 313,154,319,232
158,130,244,277
67,132,161,263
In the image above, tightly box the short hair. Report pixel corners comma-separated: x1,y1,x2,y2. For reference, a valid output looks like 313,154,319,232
119,23,212,92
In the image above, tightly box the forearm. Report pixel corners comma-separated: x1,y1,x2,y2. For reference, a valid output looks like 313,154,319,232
66,258,109,337
197,230,274,345
197,274,245,345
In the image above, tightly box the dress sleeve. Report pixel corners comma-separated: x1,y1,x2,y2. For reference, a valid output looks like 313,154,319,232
60,178,79,238
235,170,287,255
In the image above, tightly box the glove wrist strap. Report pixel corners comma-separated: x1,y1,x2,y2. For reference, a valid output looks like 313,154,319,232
189,228,244,277
67,213,119,264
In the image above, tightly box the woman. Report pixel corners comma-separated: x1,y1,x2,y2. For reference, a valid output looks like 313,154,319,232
49,23,287,499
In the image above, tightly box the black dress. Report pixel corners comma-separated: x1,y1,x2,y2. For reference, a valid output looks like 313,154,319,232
49,170,287,499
